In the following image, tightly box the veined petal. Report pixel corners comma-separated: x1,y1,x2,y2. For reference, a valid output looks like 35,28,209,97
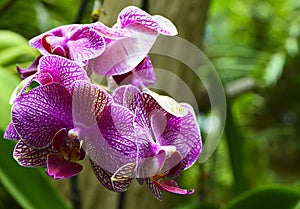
112,56,156,88
47,154,82,179
29,24,83,56
13,140,54,167
152,103,202,169
146,178,162,201
72,80,113,128
92,22,133,40
17,55,41,80
90,159,132,192
67,26,106,62
4,122,21,140
12,83,73,148
117,6,178,36
37,55,89,92
88,32,157,76
77,103,136,174
112,85,142,112
153,179,194,195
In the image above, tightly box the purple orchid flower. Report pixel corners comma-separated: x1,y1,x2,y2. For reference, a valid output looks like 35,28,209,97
88,6,177,77
5,80,138,186
111,85,202,200
10,55,89,103
29,24,105,64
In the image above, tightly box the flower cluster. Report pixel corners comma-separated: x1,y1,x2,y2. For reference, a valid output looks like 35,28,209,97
4,6,202,200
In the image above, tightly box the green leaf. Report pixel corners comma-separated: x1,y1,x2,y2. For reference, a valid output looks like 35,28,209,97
0,136,71,209
221,186,300,209
0,67,20,131
264,52,286,87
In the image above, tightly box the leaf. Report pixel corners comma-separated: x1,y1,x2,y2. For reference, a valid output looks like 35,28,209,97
0,134,71,209
221,186,300,209
264,52,286,87
0,67,20,131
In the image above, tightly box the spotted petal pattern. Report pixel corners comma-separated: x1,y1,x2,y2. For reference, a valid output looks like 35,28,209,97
4,122,21,140
13,140,54,167
12,83,73,148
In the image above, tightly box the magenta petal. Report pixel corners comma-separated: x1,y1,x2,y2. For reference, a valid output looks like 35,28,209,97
112,56,156,88
47,154,82,179
90,159,132,192
37,55,89,92
154,179,194,195
4,122,21,140
17,55,41,80
72,80,113,128
117,6,178,36
12,83,73,148
88,32,157,76
67,27,106,62
146,178,162,200
92,22,132,40
14,140,53,167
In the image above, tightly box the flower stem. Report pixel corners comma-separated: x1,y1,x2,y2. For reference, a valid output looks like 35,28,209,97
117,192,126,209
141,0,149,12
71,176,81,209
74,0,89,23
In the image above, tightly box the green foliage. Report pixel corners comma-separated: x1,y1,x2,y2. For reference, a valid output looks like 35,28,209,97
221,186,300,209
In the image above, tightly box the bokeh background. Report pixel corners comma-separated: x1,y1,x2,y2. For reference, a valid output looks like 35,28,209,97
0,0,300,209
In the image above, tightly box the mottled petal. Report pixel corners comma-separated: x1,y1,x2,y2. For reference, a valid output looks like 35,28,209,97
90,159,132,192
76,101,136,174
153,179,194,195
37,55,89,92
67,26,106,62
138,150,166,178
72,80,113,128
152,103,202,169
88,32,157,76
47,154,82,179
4,122,21,140
146,178,162,201
112,85,142,112
112,56,156,88
12,83,73,148
13,140,54,167
117,6,177,36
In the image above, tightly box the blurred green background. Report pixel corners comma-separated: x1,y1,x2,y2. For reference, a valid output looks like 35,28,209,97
0,0,300,209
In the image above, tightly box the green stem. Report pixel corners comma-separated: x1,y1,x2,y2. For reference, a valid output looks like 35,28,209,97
117,192,126,209
71,176,81,209
74,0,89,23
224,100,247,194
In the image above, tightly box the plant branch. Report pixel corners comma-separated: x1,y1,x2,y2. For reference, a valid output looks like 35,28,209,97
117,192,126,209
74,0,89,23
71,176,81,209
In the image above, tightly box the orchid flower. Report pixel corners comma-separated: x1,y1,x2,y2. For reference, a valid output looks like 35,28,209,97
111,85,202,200
4,80,136,182
88,6,177,78
29,24,105,64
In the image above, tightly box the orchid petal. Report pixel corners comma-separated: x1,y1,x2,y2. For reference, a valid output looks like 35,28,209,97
72,80,113,128
117,6,177,36
17,55,41,80
154,179,194,195
112,56,156,88
47,154,82,179
37,55,89,92
90,159,132,192
75,96,136,175
29,24,105,62
13,140,54,167
12,83,73,148
88,32,157,76
67,27,106,62
4,122,21,140
152,103,202,169
146,178,162,201
92,22,132,40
